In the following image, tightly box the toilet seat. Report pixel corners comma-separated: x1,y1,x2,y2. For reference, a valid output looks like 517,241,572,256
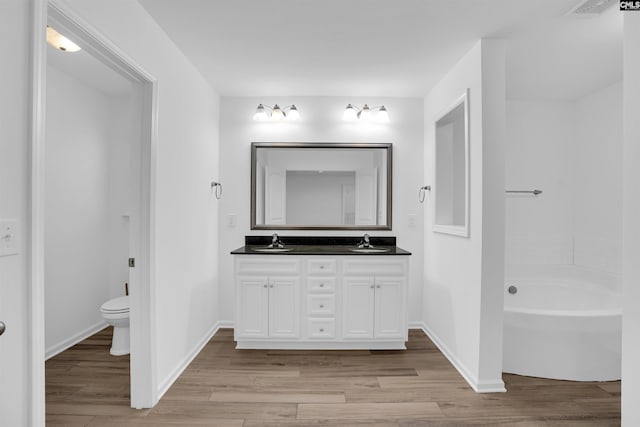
100,296,130,356
101,296,129,314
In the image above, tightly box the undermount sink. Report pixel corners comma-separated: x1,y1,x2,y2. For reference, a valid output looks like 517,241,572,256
251,247,293,253
350,247,390,253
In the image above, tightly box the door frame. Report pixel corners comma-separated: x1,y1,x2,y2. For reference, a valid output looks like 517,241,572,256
30,0,158,422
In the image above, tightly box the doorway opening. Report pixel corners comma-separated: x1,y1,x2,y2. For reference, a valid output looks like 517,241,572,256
32,1,158,420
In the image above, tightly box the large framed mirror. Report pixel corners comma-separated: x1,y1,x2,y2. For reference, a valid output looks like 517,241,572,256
251,142,392,230
433,89,469,237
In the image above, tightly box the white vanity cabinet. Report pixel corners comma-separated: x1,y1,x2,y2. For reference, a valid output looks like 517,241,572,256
342,259,407,340
234,255,409,350
305,259,338,340
235,258,300,340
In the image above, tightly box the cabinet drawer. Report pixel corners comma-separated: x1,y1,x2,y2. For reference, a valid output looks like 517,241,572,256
307,259,336,275
307,277,336,292
236,258,300,275
307,318,336,339
343,259,406,276
307,294,336,316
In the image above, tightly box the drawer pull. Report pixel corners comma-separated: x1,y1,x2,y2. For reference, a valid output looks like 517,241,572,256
319,283,324,287
319,304,324,308
319,328,324,332
320,265,325,269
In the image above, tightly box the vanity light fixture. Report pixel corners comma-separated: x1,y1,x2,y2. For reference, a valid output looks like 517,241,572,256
253,104,300,122
343,104,389,123
46,26,82,52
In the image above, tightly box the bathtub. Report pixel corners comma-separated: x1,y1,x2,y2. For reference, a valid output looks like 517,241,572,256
503,265,622,381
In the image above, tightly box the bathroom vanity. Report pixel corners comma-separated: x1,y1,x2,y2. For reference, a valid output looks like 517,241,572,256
231,236,411,350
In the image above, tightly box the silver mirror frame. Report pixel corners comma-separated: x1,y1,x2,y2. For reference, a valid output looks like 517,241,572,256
251,142,393,230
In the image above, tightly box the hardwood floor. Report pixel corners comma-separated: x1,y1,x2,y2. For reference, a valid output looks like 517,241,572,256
46,328,621,426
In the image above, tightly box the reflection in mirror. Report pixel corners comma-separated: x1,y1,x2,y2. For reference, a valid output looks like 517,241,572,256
433,89,469,237
251,143,392,230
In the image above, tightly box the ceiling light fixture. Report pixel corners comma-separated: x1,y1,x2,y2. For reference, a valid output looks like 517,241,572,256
343,104,389,123
46,26,81,52
253,104,300,122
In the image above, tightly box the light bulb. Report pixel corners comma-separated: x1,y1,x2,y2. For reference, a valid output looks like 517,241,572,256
376,106,390,123
287,105,300,120
359,104,371,121
271,104,285,121
46,26,81,53
343,104,358,121
253,104,268,121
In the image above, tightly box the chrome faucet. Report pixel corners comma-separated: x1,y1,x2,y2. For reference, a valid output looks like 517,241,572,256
269,233,284,248
358,233,371,248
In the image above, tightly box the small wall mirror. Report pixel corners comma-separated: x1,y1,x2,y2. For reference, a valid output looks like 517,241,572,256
433,89,469,237
251,142,392,230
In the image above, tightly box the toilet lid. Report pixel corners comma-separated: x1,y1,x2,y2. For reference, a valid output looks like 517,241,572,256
101,296,129,313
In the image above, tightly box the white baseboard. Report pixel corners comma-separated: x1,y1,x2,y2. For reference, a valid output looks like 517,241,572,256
156,321,225,400
217,320,234,328
416,321,505,393
45,320,108,360
408,321,425,329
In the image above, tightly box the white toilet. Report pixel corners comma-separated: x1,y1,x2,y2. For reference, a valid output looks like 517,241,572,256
100,296,130,356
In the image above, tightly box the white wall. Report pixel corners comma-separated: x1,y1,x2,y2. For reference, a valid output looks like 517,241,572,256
423,39,506,392
107,95,135,300
218,96,424,323
574,82,623,276
622,13,640,427
0,0,33,424
63,0,221,398
505,83,623,277
505,101,575,265
44,64,135,358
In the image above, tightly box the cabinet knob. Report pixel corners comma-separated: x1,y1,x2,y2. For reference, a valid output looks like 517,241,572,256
370,285,375,289
319,328,324,332
319,304,324,308
263,284,268,288
320,265,325,269
376,285,381,288
319,283,324,287
270,284,274,288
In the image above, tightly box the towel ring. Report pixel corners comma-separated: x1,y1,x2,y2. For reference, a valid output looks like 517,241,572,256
211,181,222,200
418,185,431,203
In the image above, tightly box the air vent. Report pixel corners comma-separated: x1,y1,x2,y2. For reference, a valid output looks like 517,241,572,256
567,0,616,16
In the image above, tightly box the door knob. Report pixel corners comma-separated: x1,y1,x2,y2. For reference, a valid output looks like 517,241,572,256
0,321,6,337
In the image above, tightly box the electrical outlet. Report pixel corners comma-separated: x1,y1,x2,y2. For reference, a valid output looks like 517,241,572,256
408,214,417,228
0,220,19,257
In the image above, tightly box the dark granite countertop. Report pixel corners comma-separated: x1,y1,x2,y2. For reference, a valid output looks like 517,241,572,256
230,236,411,256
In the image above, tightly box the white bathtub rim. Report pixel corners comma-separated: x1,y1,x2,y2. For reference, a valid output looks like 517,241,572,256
505,264,621,293
504,306,622,317
504,277,622,315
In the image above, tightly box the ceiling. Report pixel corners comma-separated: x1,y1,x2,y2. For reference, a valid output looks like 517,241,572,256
47,42,132,97
46,0,623,101
138,0,623,100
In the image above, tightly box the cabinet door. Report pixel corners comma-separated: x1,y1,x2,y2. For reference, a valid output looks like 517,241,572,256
374,277,406,339
268,276,300,338
236,277,269,338
343,276,375,338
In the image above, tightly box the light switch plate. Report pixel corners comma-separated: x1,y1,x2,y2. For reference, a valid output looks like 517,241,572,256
227,214,237,228
408,214,417,228
0,220,19,257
